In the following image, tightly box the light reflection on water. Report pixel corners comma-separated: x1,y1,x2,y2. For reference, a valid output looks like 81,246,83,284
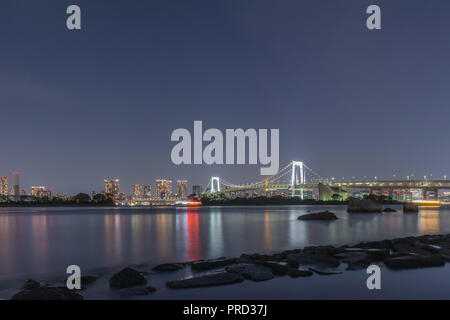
0,205,450,281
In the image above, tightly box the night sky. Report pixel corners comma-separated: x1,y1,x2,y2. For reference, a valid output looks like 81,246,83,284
2,0,450,194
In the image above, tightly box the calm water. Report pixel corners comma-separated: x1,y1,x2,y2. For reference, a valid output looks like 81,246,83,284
0,205,449,281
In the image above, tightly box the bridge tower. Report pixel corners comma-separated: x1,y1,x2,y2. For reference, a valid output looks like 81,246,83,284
211,177,221,193
291,161,305,198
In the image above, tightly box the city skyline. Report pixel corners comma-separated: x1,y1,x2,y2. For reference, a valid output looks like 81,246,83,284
2,1,450,194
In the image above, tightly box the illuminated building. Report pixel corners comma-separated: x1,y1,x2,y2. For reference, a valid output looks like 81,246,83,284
13,172,20,201
31,186,52,199
132,184,144,198
0,177,8,198
143,185,152,198
104,179,120,199
177,180,188,199
156,179,172,199
192,185,203,195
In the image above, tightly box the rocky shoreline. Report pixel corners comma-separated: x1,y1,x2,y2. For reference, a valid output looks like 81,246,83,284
10,232,450,300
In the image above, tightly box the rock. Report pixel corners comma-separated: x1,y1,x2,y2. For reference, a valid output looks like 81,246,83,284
239,253,282,263
335,252,371,270
342,248,389,261
166,272,244,289
130,286,156,296
383,207,397,212
286,268,314,277
254,261,290,275
347,197,382,213
412,241,441,253
11,287,84,300
152,263,184,272
225,263,274,281
22,279,40,290
286,253,340,269
280,249,302,260
351,240,392,249
365,249,390,261
308,268,343,275
109,267,147,289
297,211,338,221
191,259,235,271
335,252,370,264
384,254,446,269
416,234,444,244
403,203,419,213
391,237,417,252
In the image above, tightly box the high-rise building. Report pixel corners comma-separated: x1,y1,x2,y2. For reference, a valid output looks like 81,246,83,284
104,179,120,199
143,185,152,198
156,179,172,199
31,186,52,199
13,172,20,201
132,184,144,199
192,185,203,195
0,177,8,198
177,180,188,199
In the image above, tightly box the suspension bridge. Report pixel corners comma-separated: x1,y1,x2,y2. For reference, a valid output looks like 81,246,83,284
203,161,450,201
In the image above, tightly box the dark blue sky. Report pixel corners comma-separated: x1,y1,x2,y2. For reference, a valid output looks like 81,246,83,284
2,0,450,194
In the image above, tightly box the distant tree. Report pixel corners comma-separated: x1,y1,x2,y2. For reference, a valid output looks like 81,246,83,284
74,193,90,203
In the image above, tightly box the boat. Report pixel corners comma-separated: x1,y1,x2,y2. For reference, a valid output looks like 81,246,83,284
412,200,441,207
175,200,202,207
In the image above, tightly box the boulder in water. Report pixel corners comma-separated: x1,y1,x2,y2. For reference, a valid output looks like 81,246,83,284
225,263,274,281
297,211,338,221
166,272,244,289
109,267,147,289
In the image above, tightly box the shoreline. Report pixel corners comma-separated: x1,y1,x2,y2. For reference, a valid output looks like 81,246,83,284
8,232,450,300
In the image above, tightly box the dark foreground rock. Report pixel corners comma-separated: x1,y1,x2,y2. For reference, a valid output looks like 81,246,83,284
286,268,314,277
225,263,274,281
109,267,147,289
297,211,338,221
403,203,419,213
22,279,40,290
192,259,235,270
383,207,397,212
152,263,184,272
166,272,244,289
384,254,445,269
254,261,290,275
347,197,382,213
286,253,340,269
11,287,84,300
308,268,343,275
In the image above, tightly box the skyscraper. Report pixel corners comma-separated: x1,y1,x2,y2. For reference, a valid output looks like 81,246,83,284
192,185,203,195
143,185,152,198
132,184,144,199
177,180,188,199
13,172,19,201
156,179,172,199
104,179,120,199
31,186,52,199
0,177,8,199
